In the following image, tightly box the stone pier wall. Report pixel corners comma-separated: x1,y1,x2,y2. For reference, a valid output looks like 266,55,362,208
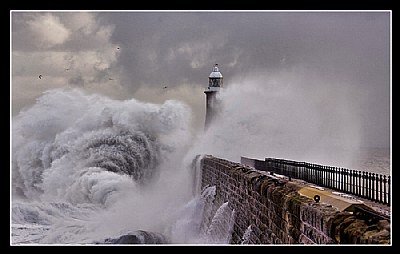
197,155,390,244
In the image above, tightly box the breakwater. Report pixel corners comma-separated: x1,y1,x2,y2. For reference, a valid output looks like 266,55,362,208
194,155,390,244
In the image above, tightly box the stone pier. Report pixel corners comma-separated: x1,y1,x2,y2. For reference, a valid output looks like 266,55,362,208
195,155,390,244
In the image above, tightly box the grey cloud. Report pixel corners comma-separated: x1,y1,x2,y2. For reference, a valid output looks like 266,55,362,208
12,11,390,148
101,11,390,148
103,12,389,87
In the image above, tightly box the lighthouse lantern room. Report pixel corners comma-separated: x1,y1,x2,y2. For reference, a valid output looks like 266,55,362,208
204,64,223,129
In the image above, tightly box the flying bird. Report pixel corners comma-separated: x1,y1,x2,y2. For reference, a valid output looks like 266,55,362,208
38,75,43,79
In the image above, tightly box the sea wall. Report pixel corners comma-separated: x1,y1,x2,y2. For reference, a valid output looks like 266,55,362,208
196,155,390,244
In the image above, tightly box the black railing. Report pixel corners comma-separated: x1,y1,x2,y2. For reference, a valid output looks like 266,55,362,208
240,157,391,206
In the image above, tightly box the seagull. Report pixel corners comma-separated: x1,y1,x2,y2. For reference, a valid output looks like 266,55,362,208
64,68,70,71
116,47,120,50
163,86,168,89
38,75,43,79
109,78,114,80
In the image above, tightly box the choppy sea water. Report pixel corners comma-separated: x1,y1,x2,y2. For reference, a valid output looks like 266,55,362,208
351,147,390,176
10,89,236,245
11,86,390,245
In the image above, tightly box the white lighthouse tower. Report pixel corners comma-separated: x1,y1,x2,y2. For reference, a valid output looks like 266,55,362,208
204,64,223,130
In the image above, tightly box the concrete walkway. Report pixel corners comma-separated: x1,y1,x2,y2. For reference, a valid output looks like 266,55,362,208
298,185,364,212
295,181,391,218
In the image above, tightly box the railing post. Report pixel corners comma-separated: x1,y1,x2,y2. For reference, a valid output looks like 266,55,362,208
383,175,387,204
362,171,366,198
312,164,316,185
310,163,313,184
333,167,336,190
318,165,322,186
375,173,379,203
304,162,308,182
353,170,357,194
315,164,318,185
388,176,391,206
325,166,328,187
299,162,302,179
285,160,287,175
335,167,339,190
354,170,358,195
371,173,375,202
379,174,383,203
348,169,351,194
354,170,357,195
348,169,352,194
347,169,350,193
342,168,346,193
354,170,358,196
368,172,372,201
327,166,330,188
349,170,353,194
358,170,362,197
341,168,345,193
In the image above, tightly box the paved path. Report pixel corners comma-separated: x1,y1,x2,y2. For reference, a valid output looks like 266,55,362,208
284,176,391,218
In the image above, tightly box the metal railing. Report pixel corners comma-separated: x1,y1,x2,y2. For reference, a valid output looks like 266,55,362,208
241,157,391,206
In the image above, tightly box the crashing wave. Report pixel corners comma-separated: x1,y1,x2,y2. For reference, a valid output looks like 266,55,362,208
12,88,190,207
82,130,159,182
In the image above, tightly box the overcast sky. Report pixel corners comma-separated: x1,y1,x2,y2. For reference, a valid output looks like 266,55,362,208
11,11,391,148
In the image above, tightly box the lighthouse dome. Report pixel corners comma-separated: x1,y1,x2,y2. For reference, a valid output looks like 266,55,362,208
209,64,223,78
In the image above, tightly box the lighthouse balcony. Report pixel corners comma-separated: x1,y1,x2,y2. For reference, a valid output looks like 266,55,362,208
205,86,220,92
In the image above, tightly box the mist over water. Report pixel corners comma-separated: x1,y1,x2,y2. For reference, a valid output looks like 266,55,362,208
11,70,388,244
192,69,369,170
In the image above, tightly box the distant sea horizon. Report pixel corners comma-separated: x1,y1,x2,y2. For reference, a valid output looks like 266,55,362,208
353,147,390,175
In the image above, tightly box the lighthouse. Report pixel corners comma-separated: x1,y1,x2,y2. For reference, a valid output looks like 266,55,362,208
204,64,223,130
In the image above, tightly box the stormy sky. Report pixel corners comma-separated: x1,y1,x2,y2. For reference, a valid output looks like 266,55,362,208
11,11,391,148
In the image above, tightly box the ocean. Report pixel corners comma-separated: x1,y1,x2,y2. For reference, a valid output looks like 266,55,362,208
11,87,390,245
353,147,390,175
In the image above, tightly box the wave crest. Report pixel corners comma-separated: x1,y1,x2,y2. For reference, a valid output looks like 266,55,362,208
12,88,191,206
